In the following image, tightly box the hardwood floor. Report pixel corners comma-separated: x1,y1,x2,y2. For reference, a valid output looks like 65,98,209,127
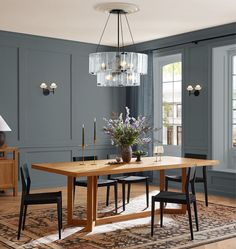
0,184,235,249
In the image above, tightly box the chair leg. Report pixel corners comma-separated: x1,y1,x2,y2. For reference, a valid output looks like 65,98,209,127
57,200,62,240
151,196,155,236
114,183,118,214
193,201,199,231
164,178,168,206
127,183,131,203
122,182,126,211
146,178,149,208
160,202,164,227
22,205,28,230
73,177,76,205
106,186,110,206
17,201,24,240
203,167,208,206
165,177,168,191
187,202,194,240
60,198,63,230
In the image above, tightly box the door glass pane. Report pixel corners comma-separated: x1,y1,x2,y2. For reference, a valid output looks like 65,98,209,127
162,64,173,82
174,62,182,81
174,81,181,102
163,82,173,102
162,61,182,146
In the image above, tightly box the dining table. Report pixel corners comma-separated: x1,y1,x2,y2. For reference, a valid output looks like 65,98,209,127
32,156,219,232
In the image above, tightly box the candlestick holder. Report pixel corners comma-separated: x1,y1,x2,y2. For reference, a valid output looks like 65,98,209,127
91,140,97,165
80,144,86,165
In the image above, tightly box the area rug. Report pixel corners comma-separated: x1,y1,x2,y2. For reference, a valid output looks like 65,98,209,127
0,200,235,249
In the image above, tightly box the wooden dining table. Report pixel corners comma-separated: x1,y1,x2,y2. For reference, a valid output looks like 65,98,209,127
32,156,218,232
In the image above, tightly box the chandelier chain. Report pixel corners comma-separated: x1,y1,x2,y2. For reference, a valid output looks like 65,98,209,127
96,13,111,53
124,14,137,50
120,14,125,52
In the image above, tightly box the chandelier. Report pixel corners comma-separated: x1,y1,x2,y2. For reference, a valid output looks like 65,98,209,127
89,3,148,87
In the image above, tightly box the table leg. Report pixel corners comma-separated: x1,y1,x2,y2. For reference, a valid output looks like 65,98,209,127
86,176,96,231
67,176,74,224
93,177,98,220
159,170,165,191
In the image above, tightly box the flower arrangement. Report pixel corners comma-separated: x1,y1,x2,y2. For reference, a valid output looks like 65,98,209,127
103,107,151,147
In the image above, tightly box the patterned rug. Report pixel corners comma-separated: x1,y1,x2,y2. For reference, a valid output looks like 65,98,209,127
0,200,235,249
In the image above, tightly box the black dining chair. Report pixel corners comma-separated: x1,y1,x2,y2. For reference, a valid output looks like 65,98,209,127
73,156,118,213
151,167,199,240
18,164,62,240
165,154,208,206
107,154,149,211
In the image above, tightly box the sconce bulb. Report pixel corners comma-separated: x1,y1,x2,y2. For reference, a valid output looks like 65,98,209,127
120,60,127,68
128,74,135,81
40,83,47,89
105,74,112,81
195,84,202,91
128,63,134,69
50,83,58,89
187,85,194,91
101,63,106,69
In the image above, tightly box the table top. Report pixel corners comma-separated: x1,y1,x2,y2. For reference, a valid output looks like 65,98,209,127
32,156,219,177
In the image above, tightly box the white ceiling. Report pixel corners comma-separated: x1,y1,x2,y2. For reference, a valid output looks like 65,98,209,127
0,0,236,46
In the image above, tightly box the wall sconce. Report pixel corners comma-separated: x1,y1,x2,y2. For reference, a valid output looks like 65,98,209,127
40,82,58,96
187,84,202,96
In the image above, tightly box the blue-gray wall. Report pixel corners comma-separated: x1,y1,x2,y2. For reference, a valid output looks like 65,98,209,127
0,31,126,188
0,22,236,198
127,23,236,198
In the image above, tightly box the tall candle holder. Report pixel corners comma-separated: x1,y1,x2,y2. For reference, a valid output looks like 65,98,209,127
91,139,97,165
91,118,97,165
81,124,85,164
81,144,85,165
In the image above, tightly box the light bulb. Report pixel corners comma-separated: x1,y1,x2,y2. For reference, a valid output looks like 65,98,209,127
40,83,47,89
50,83,58,89
105,74,112,81
128,75,135,81
101,63,106,69
195,84,202,91
187,85,194,91
120,60,127,68
127,63,134,69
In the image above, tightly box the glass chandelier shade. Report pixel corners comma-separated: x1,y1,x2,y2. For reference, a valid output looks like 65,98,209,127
89,51,147,86
89,5,148,87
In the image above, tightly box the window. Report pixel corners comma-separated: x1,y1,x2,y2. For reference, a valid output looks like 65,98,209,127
153,53,182,156
212,45,236,171
162,61,182,146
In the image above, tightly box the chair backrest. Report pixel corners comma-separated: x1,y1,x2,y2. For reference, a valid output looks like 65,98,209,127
185,166,196,194
20,163,31,195
185,153,207,175
73,156,98,162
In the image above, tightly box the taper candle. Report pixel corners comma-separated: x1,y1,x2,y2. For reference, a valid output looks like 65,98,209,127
94,118,96,142
82,124,85,147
